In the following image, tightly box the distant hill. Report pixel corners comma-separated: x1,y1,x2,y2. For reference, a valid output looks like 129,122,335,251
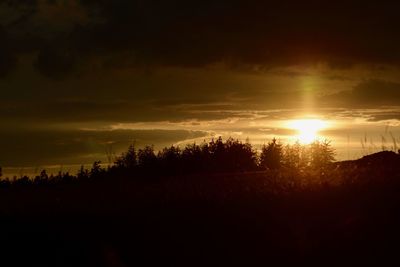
336,151,400,169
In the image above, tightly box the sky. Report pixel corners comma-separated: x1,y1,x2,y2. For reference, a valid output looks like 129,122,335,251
1,0,400,176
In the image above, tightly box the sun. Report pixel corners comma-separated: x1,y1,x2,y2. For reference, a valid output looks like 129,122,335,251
287,119,327,144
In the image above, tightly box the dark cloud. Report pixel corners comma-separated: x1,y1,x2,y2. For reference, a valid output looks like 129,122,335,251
326,80,400,108
0,26,17,77
0,128,207,166
0,98,228,125
72,1,400,71
2,1,400,77
34,43,79,79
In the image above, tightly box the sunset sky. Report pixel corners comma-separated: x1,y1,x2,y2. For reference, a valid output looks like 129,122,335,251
1,1,400,176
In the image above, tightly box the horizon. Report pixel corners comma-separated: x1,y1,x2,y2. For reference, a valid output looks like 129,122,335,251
2,128,398,178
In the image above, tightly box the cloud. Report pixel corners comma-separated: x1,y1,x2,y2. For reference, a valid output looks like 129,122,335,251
366,113,400,122
71,1,400,70
325,79,400,108
0,26,17,77
2,1,400,78
0,128,208,166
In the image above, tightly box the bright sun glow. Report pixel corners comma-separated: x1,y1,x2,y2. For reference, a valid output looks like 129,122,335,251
288,119,328,144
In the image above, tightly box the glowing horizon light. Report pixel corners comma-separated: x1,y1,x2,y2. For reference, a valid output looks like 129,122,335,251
287,119,328,144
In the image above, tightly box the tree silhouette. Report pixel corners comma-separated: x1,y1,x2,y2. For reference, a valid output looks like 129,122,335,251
158,145,181,174
34,169,49,185
208,137,225,171
0,167,10,187
309,140,335,171
77,165,89,179
224,137,257,171
115,144,137,169
260,138,283,170
90,161,103,177
13,175,31,186
182,143,203,173
282,142,302,170
138,145,158,170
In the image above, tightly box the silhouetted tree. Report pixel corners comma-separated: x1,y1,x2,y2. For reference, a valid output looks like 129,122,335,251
0,167,9,187
224,138,257,171
309,140,335,171
0,177,10,187
13,176,31,187
158,146,181,174
115,145,137,169
77,165,89,179
282,142,302,170
34,169,49,185
90,161,103,177
209,137,225,168
181,143,203,172
138,145,158,170
205,137,257,172
260,138,283,170
52,171,64,184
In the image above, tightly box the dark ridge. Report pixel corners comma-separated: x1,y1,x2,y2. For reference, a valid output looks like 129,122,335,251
357,150,400,166
335,150,400,169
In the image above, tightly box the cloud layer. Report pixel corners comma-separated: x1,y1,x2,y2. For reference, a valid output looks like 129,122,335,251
2,1,400,78
0,128,207,166
326,80,400,108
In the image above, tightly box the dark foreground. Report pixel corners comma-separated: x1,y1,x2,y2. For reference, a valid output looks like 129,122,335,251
1,152,400,266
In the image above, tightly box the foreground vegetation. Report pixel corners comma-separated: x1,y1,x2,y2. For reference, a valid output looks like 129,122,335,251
1,138,400,266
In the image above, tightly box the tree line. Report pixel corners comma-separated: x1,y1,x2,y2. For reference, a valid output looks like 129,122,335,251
0,137,335,186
